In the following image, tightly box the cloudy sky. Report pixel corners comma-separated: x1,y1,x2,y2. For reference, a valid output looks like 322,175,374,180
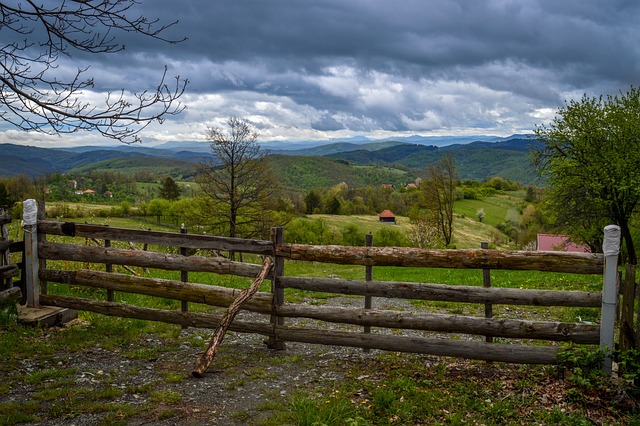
3,0,640,147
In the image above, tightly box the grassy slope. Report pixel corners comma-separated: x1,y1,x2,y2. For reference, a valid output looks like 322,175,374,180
307,191,525,249
455,191,524,227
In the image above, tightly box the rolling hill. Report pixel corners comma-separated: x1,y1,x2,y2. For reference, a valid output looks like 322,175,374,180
0,135,540,186
267,155,415,191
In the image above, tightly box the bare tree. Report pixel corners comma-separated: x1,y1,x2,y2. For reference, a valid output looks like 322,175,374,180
196,117,281,240
0,1,187,143
421,155,458,247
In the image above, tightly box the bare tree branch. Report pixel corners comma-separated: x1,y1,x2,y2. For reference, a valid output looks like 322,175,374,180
0,0,187,143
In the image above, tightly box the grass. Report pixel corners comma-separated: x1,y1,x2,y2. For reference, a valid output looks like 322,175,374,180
455,191,525,228
263,353,638,425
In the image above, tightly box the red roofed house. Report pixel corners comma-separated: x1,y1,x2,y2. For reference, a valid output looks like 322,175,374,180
537,234,590,253
378,209,396,224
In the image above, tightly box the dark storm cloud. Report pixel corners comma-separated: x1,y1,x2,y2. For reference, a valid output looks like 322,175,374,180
6,0,640,145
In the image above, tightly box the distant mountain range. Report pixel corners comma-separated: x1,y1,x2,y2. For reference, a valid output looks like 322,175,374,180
0,134,542,186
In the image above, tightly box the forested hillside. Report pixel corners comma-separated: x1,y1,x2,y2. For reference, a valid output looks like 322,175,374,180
327,138,539,183
267,155,415,191
0,136,538,185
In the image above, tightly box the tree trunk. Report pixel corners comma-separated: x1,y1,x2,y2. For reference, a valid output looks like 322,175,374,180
620,219,637,265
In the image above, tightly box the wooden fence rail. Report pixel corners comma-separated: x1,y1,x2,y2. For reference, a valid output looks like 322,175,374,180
279,276,601,307
277,243,604,273
20,209,620,369
38,221,273,254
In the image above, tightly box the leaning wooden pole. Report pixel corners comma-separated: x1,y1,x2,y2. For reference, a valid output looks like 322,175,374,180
192,256,273,378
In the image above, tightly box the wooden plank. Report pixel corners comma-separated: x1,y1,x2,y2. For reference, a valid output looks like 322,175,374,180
9,241,23,253
39,294,273,335
38,220,274,254
275,328,560,365
0,264,19,280
17,304,77,327
277,304,599,343
277,244,603,274
40,269,273,313
38,241,263,277
0,286,21,304
40,268,597,343
280,276,601,307
38,294,559,365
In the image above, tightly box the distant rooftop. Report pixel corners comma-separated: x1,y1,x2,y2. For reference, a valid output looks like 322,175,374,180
537,234,590,253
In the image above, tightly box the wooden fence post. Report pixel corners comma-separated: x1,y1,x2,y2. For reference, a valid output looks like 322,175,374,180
1,208,12,289
481,241,493,343
105,224,114,302
267,226,285,350
601,224,620,375
363,233,373,351
37,201,47,296
619,264,636,352
23,199,39,307
180,224,189,328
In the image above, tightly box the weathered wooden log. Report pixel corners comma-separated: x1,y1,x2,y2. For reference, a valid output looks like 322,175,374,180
39,268,597,343
38,241,262,277
0,264,19,280
0,240,10,252
0,286,21,304
192,257,273,378
280,276,601,307
277,244,603,274
274,327,560,365
40,269,273,313
277,304,599,343
0,214,10,225
38,294,560,364
38,220,273,254
39,294,273,335
9,240,23,253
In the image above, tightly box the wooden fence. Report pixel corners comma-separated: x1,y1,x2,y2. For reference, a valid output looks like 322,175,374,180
0,209,21,304
17,200,622,370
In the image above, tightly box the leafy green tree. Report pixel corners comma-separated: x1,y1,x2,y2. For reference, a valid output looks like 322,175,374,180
342,224,365,246
0,182,15,209
158,176,181,201
533,87,640,264
146,198,171,223
304,190,322,214
326,196,342,215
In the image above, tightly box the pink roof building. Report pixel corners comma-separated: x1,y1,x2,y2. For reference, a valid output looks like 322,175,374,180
537,234,590,253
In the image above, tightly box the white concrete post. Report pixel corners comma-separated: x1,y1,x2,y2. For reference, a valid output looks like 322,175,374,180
601,224,620,375
23,199,39,307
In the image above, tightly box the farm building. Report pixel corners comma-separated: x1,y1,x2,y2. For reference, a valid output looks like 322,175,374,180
537,234,590,253
378,209,396,224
